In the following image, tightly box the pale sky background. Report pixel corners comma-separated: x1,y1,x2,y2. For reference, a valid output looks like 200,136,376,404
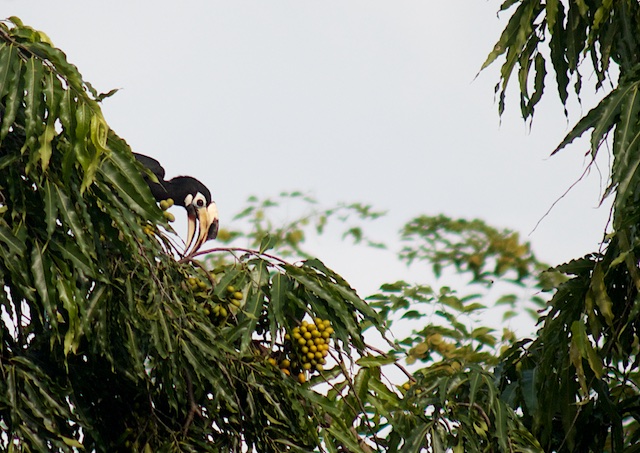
4,2,613,336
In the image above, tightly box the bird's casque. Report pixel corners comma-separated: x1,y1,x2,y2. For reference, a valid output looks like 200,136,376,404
134,153,218,255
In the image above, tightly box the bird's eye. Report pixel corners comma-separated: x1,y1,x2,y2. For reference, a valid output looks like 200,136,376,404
192,192,207,208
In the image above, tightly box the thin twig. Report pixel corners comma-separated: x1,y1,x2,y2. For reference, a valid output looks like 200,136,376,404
327,348,384,451
182,246,292,267
457,402,491,429
366,344,416,382
186,257,218,288
530,161,594,235
182,369,202,436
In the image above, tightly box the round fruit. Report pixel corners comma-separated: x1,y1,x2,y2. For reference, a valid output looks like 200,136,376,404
226,285,236,293
233,291,243,300
163,211,175,222
298,373,306,384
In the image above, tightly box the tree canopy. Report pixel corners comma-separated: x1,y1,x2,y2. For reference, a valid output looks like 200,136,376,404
2,1,640,451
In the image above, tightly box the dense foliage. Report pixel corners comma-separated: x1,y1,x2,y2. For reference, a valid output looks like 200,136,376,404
0,18,386,451
485,0,640,450
0,17,543,452
4,0,640,449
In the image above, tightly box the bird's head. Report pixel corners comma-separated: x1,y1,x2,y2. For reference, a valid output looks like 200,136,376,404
171,176,219,255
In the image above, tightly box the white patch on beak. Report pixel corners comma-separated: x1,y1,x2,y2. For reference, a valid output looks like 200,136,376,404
184,201,219,256
185,211,197,254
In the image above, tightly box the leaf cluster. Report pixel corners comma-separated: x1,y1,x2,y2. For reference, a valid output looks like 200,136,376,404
213,191,386,264
484,1,640,451
0,18,401,452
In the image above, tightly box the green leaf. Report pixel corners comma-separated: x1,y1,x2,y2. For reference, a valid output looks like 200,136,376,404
58,278,80,356
60,436,83,449
58,87,75,136
494,402,509,451
570,320,603,379
269,271,292,335
0,42,16,100
42,180,58,238
520,368,538,413
324,426,364,453
0,56,24,140
259,233,277,253
553,76,636,159
31,242,57,329
22,56,45,153
0,223,26,257
240,260,269,352
53,184,95,260
399,423,429,453
99,147,161,219
587,263,614,327
50,240,97,278
546,0,559,31
38,72,62,171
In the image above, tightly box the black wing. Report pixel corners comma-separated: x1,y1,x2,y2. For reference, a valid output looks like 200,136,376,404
133,153,169,201
133,153,165,180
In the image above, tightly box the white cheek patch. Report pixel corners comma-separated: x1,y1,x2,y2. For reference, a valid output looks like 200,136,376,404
184,194,193,206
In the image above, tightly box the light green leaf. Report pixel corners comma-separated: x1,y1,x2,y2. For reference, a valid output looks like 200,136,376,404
60,436,83,449
588,263,614,327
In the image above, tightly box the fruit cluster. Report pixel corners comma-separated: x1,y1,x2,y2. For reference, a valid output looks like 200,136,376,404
206,285,243,322
225,285,244,307
185,276,243,324
400,380,422,395
269,318,334,384
160,198,175,222
289,319,333,372
187,276,208,292
142,198,175,236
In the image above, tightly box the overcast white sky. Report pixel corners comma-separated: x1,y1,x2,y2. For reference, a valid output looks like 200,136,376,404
4,2,613,334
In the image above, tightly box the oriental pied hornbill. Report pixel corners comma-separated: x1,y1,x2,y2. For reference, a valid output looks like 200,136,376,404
134,152,219,255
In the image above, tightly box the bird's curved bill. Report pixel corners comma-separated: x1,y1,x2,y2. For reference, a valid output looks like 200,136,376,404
185,202,219,256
